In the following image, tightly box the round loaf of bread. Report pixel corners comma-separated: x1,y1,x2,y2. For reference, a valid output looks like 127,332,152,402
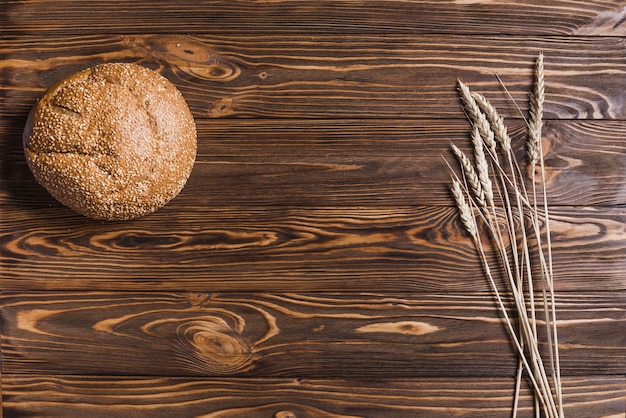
23,63,197,220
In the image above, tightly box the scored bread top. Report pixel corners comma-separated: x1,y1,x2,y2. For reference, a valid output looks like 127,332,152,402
23,63,197,220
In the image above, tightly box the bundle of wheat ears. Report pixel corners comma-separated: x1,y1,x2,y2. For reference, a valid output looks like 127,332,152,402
448,54,564,417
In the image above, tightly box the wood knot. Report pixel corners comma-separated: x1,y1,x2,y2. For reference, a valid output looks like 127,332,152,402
208,97,237,117
526,162,557,186
191,63,241,82
137,35,241,81
187,293,210,306
274,411,297,418
137,35,212,63
177,318,253,374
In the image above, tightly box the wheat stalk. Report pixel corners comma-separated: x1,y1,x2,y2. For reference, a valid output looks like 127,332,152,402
528,52,563,417
449,55,563,417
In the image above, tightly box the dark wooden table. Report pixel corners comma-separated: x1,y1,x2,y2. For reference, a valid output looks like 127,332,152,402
1,1,625,416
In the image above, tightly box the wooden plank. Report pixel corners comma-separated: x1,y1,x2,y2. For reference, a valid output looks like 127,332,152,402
1,0,624,36
2,375,625,418
1,34,624,119
1,206,624,292
1,292,624,377
3,118,626,207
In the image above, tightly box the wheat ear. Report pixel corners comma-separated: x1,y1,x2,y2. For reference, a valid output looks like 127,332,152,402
471,91,511,154
450,178,478,239
457,79,497,154
528,53,544,166
450,143,487,209
470,125,494,207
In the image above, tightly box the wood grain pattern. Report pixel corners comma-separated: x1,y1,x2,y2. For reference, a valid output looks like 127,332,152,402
2,118,626,208
2,375,625,418
2,1,625,416
1,34,624,119
1,206,624,292
2,0,625,36
1,292,624,377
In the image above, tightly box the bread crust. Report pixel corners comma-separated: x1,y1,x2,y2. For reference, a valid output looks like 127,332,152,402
23,63,197,220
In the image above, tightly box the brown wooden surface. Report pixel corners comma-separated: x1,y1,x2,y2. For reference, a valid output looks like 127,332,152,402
1,34,625,120
1,0,625,36
1,1,625,417
1,205,625,292
2,376,624,418
1,291,625,377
